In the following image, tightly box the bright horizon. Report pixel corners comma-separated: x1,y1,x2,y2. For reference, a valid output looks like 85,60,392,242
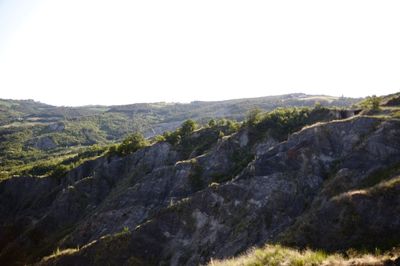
0,0,399,106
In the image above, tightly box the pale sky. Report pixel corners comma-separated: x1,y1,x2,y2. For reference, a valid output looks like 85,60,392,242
0,0,399,106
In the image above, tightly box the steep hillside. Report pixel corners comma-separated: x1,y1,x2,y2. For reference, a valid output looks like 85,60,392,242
1,102,400,265
0,94,359,180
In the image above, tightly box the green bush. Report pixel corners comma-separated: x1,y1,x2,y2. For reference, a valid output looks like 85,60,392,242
226,119,240,132
208,119,217,127
114,132,149,156
163,120,199,146
245,107,263,126
180,119,197,137
360,95,381,111
255,107,310,141
163,130,181,145
153,134,166,143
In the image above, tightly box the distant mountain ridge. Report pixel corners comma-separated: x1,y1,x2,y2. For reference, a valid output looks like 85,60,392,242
0,93,359,125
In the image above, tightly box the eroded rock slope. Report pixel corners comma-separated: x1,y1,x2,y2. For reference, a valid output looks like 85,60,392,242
1,112,400,266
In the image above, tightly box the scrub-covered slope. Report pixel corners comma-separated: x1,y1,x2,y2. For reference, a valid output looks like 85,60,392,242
0,94,359,180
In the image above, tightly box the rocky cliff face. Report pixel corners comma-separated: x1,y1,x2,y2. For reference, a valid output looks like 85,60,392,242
1,113,400,265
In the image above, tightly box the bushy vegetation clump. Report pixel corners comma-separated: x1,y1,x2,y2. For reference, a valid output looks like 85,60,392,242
160,120,198,146
245,107,263,126
245,107,312,141
245,106,344,142
180,119,197,137
159,119,240,146
162,130,181,145
359,95,381,111
159,119,241,159
108,132,149,156
258,107,311,140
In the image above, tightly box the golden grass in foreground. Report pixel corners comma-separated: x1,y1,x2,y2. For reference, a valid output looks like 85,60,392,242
208,245,399,266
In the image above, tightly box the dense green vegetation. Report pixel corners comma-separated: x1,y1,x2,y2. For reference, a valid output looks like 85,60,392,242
359,95,381,111
108,133,149,156
250,107,311,140
246,106,340,142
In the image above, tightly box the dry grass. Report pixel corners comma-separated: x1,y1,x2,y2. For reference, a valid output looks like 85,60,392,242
208,245,399,266
333,175,400,201
42,247,80,261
